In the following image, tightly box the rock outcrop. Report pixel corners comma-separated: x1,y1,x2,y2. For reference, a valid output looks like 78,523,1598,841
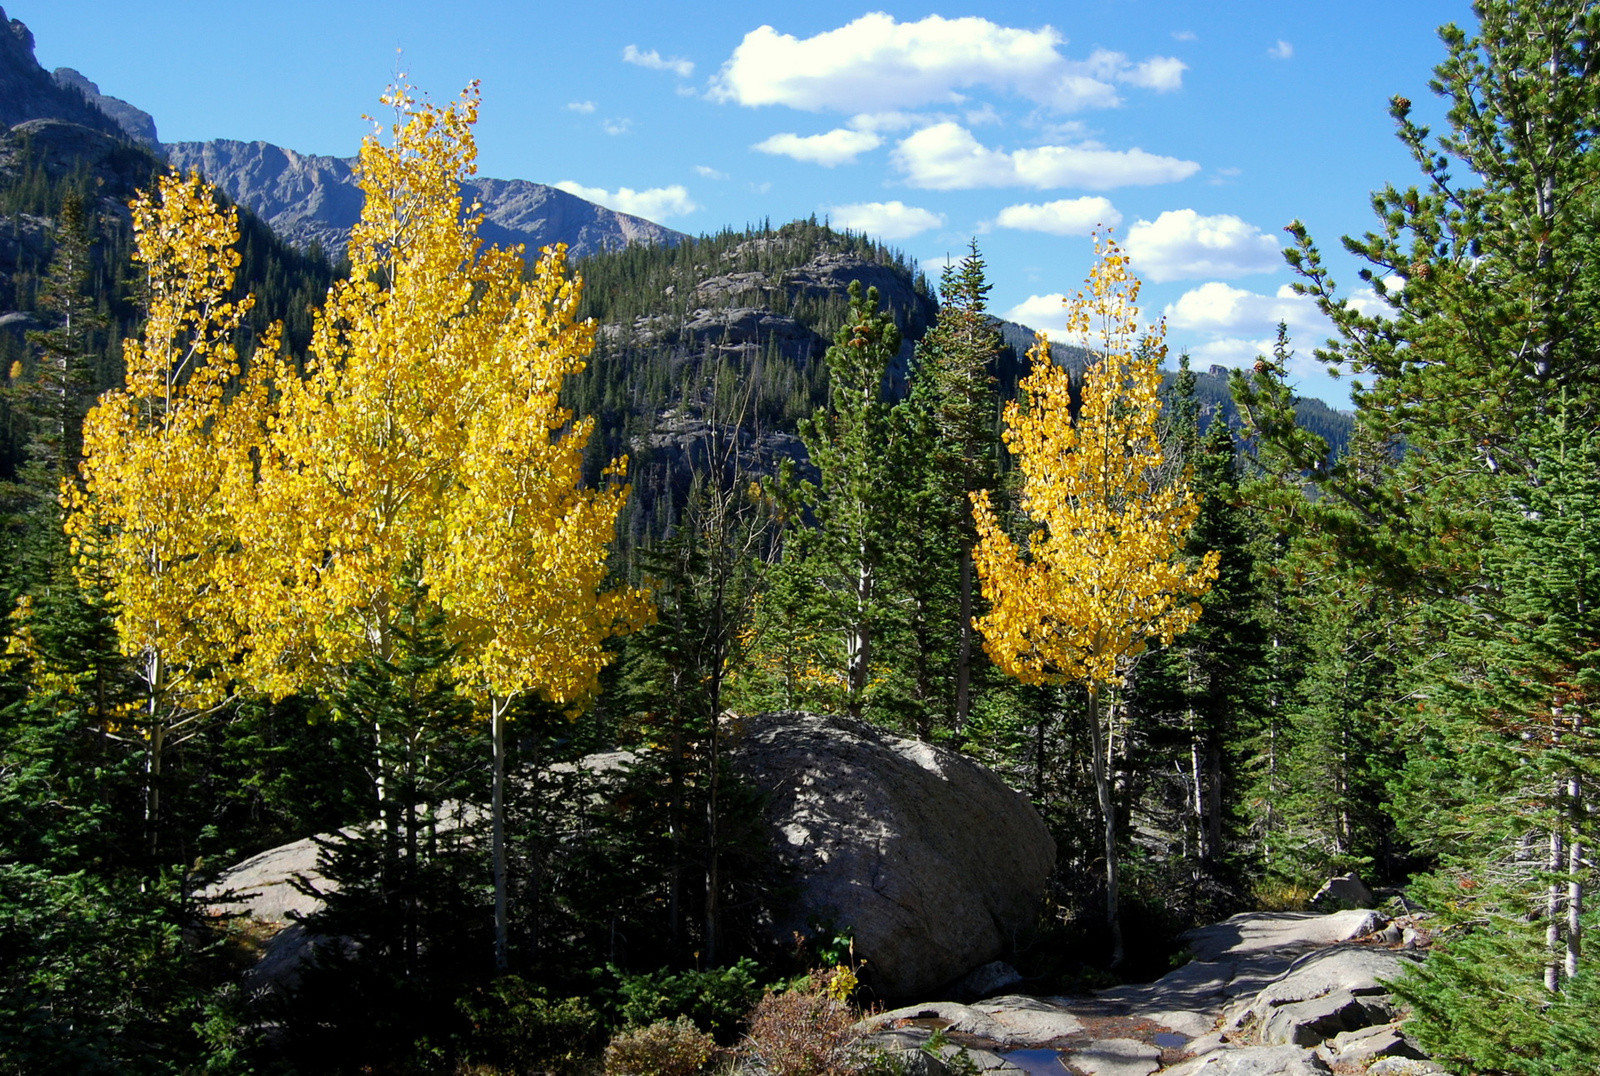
729,711,1055,999
858,909,1435,1076
50,67,158,148
161,139,686,260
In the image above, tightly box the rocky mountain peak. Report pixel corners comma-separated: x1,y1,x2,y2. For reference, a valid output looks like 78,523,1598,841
0,6,121,137
51,66,159,148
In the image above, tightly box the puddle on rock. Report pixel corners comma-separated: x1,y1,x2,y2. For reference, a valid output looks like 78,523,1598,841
1153,1032,1188,1049
1000,1049,1071,1076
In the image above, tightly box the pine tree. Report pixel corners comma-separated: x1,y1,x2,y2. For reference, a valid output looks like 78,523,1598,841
784,280,902,719
906,242,1002,737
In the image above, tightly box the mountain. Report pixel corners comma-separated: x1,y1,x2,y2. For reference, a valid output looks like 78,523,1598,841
0,7,122,136
162,140,687,262
50,66,159,149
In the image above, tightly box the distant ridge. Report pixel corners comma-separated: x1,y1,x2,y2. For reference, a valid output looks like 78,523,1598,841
163,140,687,262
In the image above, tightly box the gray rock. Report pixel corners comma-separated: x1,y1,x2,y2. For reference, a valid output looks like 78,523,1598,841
1312,872,1374,909
1258,989,1395,1046
731,712,1054,998
1365,1060,1446,1076
0,8,125,137
1160,1044,1332,1076
1070,1038,1161,1076
1181,911,1387,962
968,997,1082,1045
1227,945,1418,1046
953,961,1024,1001
50,67,158,148
1328,1022,1428,1066
863,997,1081,1047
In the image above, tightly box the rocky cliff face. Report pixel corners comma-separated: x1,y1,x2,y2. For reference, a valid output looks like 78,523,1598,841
50,67,159,148
0,7,124,137
162,139,687,261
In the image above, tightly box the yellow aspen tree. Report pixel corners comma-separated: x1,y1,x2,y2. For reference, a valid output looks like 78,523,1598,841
227,84,647,970
971,235,1219,967
66,170,280,859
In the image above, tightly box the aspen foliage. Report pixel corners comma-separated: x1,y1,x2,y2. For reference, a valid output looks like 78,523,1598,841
971,235,1218,687
229,83,647,706
67,170,279,717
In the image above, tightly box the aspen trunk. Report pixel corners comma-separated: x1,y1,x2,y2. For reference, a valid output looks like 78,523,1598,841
492,698,509,973
1547,819,1564,994
1087,682,1123,967
1568,772,1583,981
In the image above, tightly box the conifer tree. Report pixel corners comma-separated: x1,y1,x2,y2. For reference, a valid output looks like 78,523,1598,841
787,280,902,718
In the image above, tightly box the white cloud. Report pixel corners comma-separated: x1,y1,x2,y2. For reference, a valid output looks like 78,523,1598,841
1172,30,1198,42
1164,282,1325,337
708,13,1185,113
753,128,881,166
623,44,694,77
1003,293,1071,333
565,100,597,114
826,201,945,239
893,122,1200,190
1268,40,1294,60
995,196,1121,235
1124,209,1282,282
848,110,922,133
602,118,632,136
554,181,699,220
694,165,729,180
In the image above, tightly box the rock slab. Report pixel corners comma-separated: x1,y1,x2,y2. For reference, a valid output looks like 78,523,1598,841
731,711,1054,998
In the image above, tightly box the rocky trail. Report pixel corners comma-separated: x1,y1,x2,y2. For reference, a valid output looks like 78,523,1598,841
859,909,1443,1076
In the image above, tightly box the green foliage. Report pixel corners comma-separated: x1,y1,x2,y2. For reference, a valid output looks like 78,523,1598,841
610,958,762,1044
455,976,604,1074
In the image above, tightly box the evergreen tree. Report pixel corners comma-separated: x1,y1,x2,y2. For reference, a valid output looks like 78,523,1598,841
780,280,903,719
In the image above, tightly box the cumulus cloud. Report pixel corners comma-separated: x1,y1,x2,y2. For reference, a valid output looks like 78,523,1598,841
1172,30,1198,42
565,100,597,113
694,165,729,179
893,122,1199,191
753,128,881,166
1164,281,1327,338
849,110,923,133
994,196,1121,235
1268,40,1293,60
709,13,1185,113
1003,293,1071,334
602,118,632,136
554,181,698,220
623,44,694,77
1124,209,1282,282
826,201,945,239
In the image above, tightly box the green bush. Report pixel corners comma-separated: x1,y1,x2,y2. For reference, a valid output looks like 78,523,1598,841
612,958,763,1044
455,975,603,1073
603,1017,716,1076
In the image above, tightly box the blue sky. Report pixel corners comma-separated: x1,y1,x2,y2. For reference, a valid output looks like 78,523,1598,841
23,1,1468,407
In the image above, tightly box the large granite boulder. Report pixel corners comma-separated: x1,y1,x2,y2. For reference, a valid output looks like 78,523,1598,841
729,711,1054,998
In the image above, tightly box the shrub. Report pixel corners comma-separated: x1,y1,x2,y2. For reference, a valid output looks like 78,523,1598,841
455,975,604,1073
603,1017,717,1076
739,973,864,1076
612,957,763,1044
